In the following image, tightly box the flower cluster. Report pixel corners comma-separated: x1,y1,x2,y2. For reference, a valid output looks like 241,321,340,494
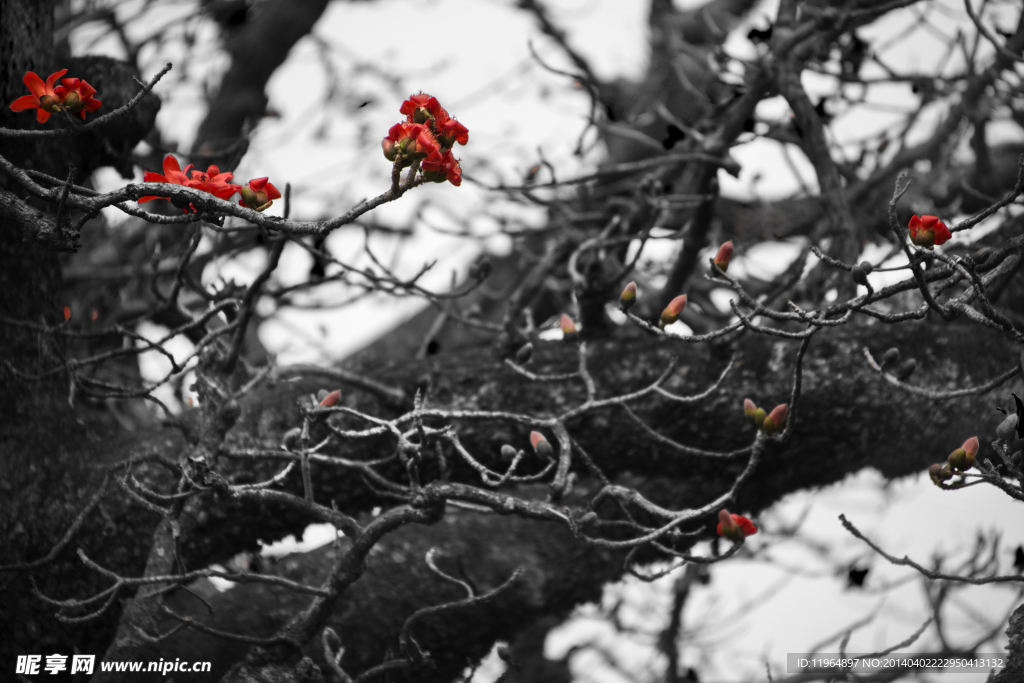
717,509,757,542
928,436,979,489
744,399,788,435
383,94,467,186
139,155,281,214
9,70,102,123
908,214,950,249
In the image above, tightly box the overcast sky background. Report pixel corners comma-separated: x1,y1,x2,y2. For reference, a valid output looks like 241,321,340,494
69,0,1024,680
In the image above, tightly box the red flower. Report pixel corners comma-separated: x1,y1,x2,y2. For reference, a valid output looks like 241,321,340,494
139,155,240,212
239,177,282,211
908,215,951,249
420,149,462,186
382,122,439,164
441,118,469,147
559,314,578,335
717,509,757,541
400,93,446,124
187,165,241,200
54,77,101,120
9,70,68,123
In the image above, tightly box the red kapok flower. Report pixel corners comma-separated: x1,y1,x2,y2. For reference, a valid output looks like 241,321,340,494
187,165,241,200
63,305,71,321
139,155,240,212
400,93,446,124
420,149,462,186
908,214,951,249
713,240,734,273
659,294,687,328
9,70,68,123
441,118,469,147
382,122,439,164
139,155,191,206
239,177,282,211
717,509,757,542
55,77,101,119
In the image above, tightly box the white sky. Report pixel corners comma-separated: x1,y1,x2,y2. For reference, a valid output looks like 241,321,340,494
69,0,1024,680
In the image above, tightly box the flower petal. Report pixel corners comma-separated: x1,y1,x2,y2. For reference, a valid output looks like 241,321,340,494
162,155,182,177
45,70,69,95
36,108,50,123
22,72,46,99
9,94,39,112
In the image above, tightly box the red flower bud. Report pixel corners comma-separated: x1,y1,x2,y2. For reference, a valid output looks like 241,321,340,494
319,389,341,407
713,241,733,273
743,398,758,419
63,305,71,321
559,314,578,340
530,431,554,459
761,404,788,435
619,281,637,311
659,294,687,328
908,214,951,249
717,509,757,541
947,436,978,472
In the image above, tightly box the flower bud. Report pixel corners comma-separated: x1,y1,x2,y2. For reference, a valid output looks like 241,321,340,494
761,403,788,435
743,398,758,419
880,348,900,367
894,358,917,381
619,281,637,311
752,407,766,428
382,137,398,162
659,294,687,328
282,427,302,451
560,314,578,342
323,627,343,654
997,414,1019,441
851,264,869,286
39,95,61,113
578,511,598,529
63,305,71,321
62,91,83,113
319,389,341,407
497,645,512,663
716,509,757,541
515,343,533,365
530,431,554,459
500,444,517,462
712,241,733,274
947,448,969,472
